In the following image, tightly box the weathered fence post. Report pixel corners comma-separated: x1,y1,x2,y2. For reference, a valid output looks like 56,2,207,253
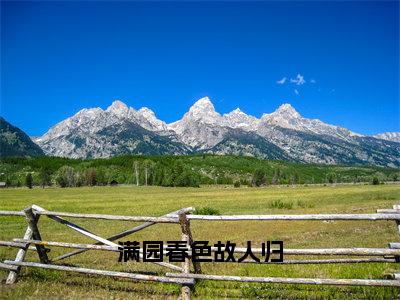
391,205,400,263
24,206,49,264
393,205,400,233
6,225,33,284
178,213,201,274
179,213,191,300
6,206,50,284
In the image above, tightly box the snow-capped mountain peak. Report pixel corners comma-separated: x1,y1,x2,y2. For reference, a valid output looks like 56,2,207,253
188,97,217,114
138,107,168,131
38,107,103,143
76,107,103,118
191,96,213,107
223,108,259,130
273,103,301,118
106,100,131,116
227,108,244,115
138,107,156,117
259,103,359,141
166,97,224,148
182,96,222,124
260,103,302,127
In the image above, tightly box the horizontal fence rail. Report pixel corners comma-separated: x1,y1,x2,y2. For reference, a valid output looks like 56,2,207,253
0,211,26,216
186,214,400,221
1,204,400,299
30,204,180,223
4,239,400,257
35,211,180,223
3,209,400,222
165,273,400,287
207,257,396,264
377,209,400,214
3,261,194,285
12,239,119,252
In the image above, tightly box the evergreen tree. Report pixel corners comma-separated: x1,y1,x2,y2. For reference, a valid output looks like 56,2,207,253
25,173,33,189
392,173,399,181
153,163,165,186
327,172,336,184
372,176,380,185
39,167,51,188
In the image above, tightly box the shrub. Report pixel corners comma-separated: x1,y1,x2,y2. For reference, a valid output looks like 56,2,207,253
372,176,380,185
268,200,293,209
233,181,241,188
297,200,306,208
296,200,315,208
195,206,221,215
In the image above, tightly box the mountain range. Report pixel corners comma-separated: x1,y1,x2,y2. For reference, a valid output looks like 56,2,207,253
28,97,399,167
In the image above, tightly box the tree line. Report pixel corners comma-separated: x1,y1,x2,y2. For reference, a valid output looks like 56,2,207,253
17,160,201,188
1,155,398,188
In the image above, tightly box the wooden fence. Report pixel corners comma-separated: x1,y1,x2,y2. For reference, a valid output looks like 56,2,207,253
1,204,400,299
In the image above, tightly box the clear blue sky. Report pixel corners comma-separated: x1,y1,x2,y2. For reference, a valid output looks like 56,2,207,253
1,1,399,136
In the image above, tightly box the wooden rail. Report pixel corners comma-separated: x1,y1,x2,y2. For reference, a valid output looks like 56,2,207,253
0,210,25,216
4,239,400,257
2,240,396,265
1,204,400,298
186,213,400,221
165,272,400,287
4,261,194,285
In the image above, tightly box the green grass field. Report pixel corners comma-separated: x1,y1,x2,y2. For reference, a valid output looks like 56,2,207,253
1,184,400,299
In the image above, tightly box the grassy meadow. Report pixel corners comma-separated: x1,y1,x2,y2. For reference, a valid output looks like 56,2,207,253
1,184,400,299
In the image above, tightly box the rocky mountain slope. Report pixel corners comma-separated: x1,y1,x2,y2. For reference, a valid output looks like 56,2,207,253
374,132,400,143
0,117,44,157
35,101,187,158
32,97,399,167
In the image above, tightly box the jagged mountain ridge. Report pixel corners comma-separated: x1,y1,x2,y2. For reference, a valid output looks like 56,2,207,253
34,97,400,167
373,132,400,143
35,102,187,158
